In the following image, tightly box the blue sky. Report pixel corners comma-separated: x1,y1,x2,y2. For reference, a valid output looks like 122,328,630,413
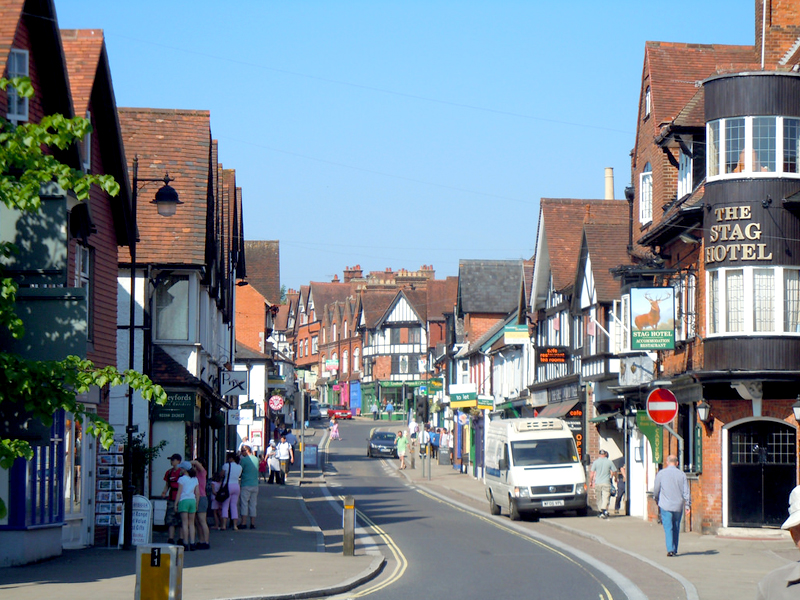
57,1,753,291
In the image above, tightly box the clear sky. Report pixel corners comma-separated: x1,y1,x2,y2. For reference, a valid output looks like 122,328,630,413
57,1,753,291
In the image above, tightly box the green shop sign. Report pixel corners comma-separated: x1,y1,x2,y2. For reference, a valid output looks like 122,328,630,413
636,411,663,463
152,392,197,422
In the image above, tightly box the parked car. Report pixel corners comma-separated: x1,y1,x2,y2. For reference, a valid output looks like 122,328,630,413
318,403,331,419
308,402,321,420
329,404,353,420
367,430,397,458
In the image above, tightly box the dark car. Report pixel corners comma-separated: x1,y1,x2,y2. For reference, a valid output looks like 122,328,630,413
367,431,397,458
329,405,353,420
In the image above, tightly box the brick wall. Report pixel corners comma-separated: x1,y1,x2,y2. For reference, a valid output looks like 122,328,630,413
235,284,267,352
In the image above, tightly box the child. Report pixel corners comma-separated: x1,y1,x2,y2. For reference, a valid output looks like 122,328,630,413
210,470,224,530
258,453,268,483
330,419,340,441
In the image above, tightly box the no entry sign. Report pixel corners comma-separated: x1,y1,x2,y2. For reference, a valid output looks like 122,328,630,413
646,388,678,425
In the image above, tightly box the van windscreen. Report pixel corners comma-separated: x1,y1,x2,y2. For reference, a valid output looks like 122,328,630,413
510,438,579,467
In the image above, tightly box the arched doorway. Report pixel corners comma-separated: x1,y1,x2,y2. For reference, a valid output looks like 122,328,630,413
727,418,796,527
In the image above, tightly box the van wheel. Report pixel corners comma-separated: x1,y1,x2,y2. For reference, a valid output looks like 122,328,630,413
508,497,521,521
488,492,501,516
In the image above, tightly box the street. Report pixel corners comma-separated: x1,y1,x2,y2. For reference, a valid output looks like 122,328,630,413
301,419,679,600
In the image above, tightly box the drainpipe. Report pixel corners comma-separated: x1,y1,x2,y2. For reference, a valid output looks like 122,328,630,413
625,185,635,253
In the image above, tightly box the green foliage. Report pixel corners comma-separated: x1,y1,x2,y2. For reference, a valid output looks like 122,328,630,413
0,78,167,518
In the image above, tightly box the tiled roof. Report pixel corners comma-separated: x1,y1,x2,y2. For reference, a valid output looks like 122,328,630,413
582,222,630,303
645,42,755,133
60,29,103,116
309,281,354,314
119,108,212,265
539,199,628,292
403,288,428,323
426,276,458,322
457,259,523,315
0,0,25,76
245,240,280,304
274,304,290,331
359,290,396,329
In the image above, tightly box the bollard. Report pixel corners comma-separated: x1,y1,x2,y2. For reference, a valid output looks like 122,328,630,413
135,543,183,600
343,496,355,556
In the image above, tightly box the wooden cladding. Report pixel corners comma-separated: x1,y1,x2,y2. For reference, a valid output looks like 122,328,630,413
706,72,800,121
704,337,800,371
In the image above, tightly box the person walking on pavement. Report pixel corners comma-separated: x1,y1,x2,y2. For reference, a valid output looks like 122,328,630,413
239,445,260,529
396,430,409,469
276,434,294,484
371,403,379,420
614,463,627,515
590,449,615,519
266,440,280,484
220,452,242,531
385,401,394,421
653,454,691,556
191,458,211,549
161,453,183,544
757,485,800,599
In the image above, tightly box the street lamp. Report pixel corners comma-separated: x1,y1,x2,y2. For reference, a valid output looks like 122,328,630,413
793,396,800,422
123,155,181,550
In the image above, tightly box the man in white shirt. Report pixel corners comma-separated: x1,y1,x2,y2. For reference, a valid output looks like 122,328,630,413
276,434,294,485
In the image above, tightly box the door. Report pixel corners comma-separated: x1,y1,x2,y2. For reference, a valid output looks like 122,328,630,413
62,412,95,548
728,420,796,527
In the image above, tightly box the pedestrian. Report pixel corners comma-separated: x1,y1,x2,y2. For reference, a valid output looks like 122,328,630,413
330,419,340,441
420,424,431,459
258,452,268,483
614,462,627,515
220,451,242,531
175,461,199,551
276,434,294,484
191,458,210,549
447,428,454,464
371,403,379,421
385,401,394,421
266,440,280,484
439,429,449,462
430,427,440,459
239,445,260,529
160,453,183,544
653,454,691,556
210,470,224,530
396,430,409,469
590,449,615,519
237,437,250,452
756,485,800,599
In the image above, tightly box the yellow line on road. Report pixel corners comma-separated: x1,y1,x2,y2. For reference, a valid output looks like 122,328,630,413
415,488,614,600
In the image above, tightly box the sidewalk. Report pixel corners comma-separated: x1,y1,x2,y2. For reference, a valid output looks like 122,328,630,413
395,448,797,600
0,436,383,600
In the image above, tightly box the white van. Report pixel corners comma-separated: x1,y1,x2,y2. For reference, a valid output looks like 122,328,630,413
485,417,587,520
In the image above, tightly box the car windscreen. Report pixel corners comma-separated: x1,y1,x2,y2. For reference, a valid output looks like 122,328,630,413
372,432,395,441
510,438,579,467
332,405,346,410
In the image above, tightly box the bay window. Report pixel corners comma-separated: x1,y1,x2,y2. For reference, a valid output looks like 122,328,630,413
708,116,800,180
156,274,189,341
707,266,800,335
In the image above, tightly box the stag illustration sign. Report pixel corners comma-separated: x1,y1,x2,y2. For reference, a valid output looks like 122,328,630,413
630,288,676,350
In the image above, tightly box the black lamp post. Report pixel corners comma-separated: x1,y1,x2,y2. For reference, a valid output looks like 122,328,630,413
122,155,182,550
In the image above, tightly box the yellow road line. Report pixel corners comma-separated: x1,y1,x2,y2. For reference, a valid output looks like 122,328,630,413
415,488,614,600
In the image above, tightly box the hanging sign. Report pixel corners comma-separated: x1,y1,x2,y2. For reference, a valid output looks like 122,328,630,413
268,395,285,411
631,288,675,350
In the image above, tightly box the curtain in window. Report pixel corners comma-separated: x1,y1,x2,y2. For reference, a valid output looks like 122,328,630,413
709,272,719,334
753,269,775,331
726,270,744,332
785,270,800,332
156,275,189,340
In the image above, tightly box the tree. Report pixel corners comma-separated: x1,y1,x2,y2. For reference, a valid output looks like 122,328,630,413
0,78,167,519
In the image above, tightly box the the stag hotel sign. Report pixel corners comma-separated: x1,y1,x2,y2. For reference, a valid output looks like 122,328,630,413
705,205,773,264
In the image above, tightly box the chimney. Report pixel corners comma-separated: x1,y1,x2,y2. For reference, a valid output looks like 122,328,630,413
605,167,614,200
343,265,363,283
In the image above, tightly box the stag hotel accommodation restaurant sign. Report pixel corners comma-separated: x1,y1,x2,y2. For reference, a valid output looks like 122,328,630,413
630,288,676,351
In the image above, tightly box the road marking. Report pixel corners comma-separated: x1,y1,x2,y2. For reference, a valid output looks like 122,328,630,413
415,488,618,599
348,507,408,597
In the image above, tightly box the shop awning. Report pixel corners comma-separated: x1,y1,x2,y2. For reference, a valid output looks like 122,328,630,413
536,399,579,418
589,411,620,423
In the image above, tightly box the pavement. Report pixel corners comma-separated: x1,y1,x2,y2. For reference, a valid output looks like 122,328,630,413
0,418,798,600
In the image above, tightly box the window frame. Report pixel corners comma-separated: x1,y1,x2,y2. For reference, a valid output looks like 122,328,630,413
639,163,653,225
707,116,800,181
154,273,193,342
677,139,693,199
7,48,29,124
706,266,800,336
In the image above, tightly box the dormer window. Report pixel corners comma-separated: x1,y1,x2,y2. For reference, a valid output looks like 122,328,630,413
7,48,29,124
677,139,693,199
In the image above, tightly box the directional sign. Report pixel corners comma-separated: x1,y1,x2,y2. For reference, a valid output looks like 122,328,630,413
646,388,678,425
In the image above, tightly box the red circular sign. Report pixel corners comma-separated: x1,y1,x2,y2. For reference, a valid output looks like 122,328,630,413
646,388,678,425
268,395,284,411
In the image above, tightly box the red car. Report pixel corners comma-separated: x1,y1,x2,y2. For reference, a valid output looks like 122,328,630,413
329,404,353,419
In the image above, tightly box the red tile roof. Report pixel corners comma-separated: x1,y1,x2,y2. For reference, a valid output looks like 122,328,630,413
119,108,212,265
60,29,103,116
359,290,397,329
426,276,458,322
644,42,755,134
539,199,629,292
0,0,25,76
582,222,630,303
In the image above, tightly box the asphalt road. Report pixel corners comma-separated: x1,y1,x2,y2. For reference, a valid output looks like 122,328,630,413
301,419,636,600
